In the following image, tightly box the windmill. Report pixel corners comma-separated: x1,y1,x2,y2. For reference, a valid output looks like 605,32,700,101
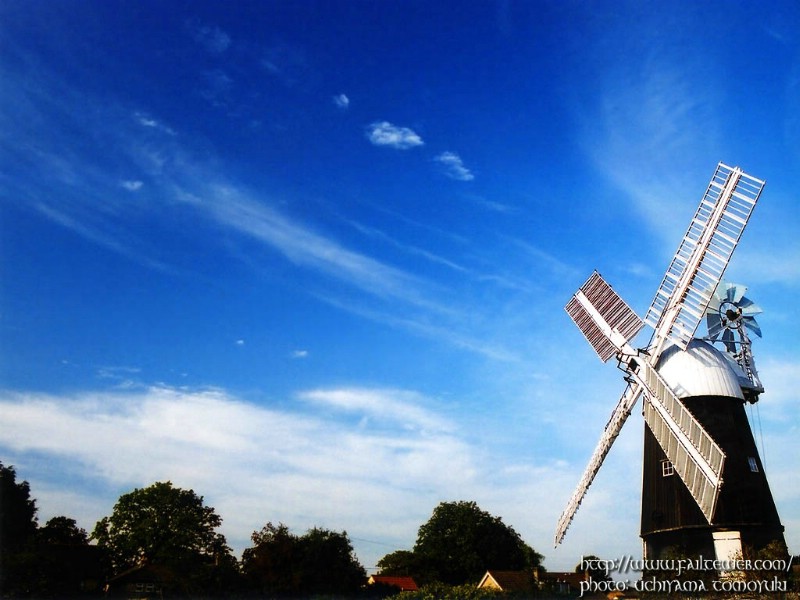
554,163,785,563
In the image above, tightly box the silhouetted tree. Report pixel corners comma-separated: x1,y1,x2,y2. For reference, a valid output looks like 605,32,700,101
299,527,366,595
412,500,542,585
0,462,39,595
242,523,300,595
376,549,420,576
35,516,106,597
37,516,89,546
242,522,366,597
0,462,38,549
1,464,105,597
92,481,238,596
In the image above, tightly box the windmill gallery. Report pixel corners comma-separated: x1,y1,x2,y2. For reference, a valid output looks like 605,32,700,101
554,163,787,569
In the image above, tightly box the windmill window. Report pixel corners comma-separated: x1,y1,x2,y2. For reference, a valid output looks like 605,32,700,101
748,457,759,473
661,460,674,477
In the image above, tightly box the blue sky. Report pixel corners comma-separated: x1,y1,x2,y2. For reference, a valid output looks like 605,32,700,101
1,0,798,573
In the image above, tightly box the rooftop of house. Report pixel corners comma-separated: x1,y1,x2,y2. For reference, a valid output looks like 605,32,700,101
477,570,536,592
367,574,419,591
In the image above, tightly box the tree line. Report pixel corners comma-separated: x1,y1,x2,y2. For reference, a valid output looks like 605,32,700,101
1,462,543,598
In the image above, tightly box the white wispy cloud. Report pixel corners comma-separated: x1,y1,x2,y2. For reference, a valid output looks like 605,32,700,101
291,350,308,359
136,114,158,128
197,184,448,313
120,180,143,191
727,245,800,287
463,194,514,213
96,365,142,384
1,55,497,358
3,63,487,358
366,122,424,149
259,43,309,88
333,94,350,109
189,22,231,54
578,43,800,353
756,358,800,417
0,383,678,571
347,220,468,274
0,386,475,565
309,292,519,362
582,60,719,246
201,69,234,106
434,151,474,181
507,238,581,280
299,388,454,433
33,204,170,273
134,111,176,136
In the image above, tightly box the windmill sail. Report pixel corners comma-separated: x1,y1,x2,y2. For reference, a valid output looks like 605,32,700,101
565,271,644,362
636,361,725,522
554,382,642,545
556,272,646,545
645,163,764,354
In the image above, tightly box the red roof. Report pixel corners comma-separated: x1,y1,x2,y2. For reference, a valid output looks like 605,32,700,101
368,575,419,591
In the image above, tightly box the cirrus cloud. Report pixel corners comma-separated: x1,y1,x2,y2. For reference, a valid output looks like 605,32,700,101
333,94,350,109
120,180,143,191
189,22,231,55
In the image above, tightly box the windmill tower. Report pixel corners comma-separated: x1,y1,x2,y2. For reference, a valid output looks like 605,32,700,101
554,163,786,564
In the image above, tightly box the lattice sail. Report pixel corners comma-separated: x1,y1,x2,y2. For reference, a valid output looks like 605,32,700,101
645,163,764,353
554,382,642,545
565,272,644,362
637,361,725,522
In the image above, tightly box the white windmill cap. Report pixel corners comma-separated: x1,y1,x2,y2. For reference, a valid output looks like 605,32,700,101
656,339,745,400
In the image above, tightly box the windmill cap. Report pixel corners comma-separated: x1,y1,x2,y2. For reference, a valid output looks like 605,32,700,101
656,339,745,400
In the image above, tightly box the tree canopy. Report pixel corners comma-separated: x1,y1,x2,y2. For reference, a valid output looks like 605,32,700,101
5,462,549,597
1,462,40,595
1,464,105,597
92,481,231,571
37,516,89,546
376,549,419,577
91,481,239,596
242,522,366,597
411,500,542,585
0,462,38,552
